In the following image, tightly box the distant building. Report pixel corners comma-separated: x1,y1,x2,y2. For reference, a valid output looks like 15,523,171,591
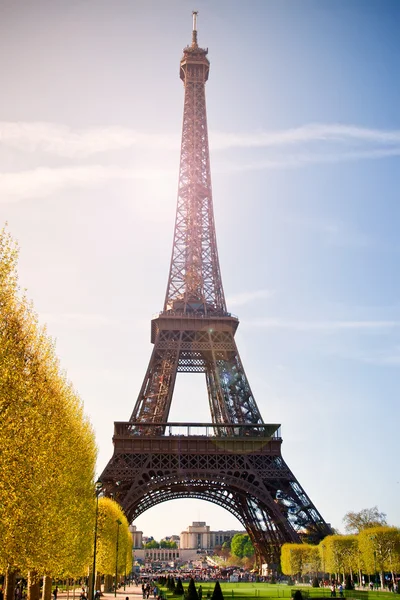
129,525,143,549
132,521,244,565
180,521,244,550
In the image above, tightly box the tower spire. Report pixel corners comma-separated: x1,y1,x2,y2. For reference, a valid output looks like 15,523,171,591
192,10,198,47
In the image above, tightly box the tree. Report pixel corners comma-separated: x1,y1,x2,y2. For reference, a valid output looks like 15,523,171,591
343,507,387,534
0,227,97,597
281,544,309,579
211,582,224,600
231,534,254,559
96,497,132,578
174,578,184,596
345,574,353,590
243,539,255,558
144,540,160,549
186,578,198,600
358,526,400,589
160,540,177,549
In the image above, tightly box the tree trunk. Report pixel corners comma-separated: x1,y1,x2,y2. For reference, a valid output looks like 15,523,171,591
5,566,17,600
104,575,113,593
42,576,52,600
95,575,101,593
88,572,93,600
27,571,40,600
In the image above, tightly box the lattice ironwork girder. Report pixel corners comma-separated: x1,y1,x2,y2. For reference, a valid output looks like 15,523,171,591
151,316,239,343
110,433,283,456
164,41,225,316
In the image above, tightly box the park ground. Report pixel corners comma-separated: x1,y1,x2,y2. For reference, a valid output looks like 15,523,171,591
53,582,398,600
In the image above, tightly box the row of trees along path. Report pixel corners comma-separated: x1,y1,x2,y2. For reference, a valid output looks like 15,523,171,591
281,507,400,588
0,228,133,600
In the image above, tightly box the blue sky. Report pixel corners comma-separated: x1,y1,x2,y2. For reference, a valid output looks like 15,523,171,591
1,0,400,539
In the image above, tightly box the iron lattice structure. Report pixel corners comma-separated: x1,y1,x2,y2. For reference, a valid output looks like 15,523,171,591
101,14,331,564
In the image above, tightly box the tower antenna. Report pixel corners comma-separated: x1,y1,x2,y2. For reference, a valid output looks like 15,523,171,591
192,10,198,47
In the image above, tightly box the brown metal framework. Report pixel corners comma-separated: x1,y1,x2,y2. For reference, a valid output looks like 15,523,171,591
101,13,332,565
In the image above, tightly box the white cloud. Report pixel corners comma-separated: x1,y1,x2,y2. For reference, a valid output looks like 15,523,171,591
1,122,399,202
0,122,179,158
227,289,275,307
0,165,174,202
1,121,400,157
210,123,400,150
217,147,400,173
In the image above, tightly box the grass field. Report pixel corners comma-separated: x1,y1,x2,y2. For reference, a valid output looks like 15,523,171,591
160,582,397,600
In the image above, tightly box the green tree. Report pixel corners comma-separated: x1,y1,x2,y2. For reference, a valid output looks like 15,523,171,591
145,540,160,549
211,581,224,600
231,534,253,559
243,539,255,558
174,578,184,596
160,540,177,549
186,578,198,600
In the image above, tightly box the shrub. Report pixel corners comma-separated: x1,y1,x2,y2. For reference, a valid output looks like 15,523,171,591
174,579,184,596
185,578,199,600
211,581,224,600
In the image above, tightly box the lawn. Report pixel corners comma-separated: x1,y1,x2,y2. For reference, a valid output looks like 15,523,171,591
160,582,397,600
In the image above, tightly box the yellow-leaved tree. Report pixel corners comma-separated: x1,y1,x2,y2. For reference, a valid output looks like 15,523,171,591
0,227,97,599
281,543,311,580
96,497,132,590
358,526,400,588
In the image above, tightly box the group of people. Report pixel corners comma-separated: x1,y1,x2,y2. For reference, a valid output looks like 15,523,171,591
329,583,344,597
141,581,162,600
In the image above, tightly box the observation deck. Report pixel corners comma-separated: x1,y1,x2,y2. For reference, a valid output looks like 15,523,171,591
112,422,283,456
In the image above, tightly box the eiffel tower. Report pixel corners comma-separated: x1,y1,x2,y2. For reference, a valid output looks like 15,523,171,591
101,13,331,564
